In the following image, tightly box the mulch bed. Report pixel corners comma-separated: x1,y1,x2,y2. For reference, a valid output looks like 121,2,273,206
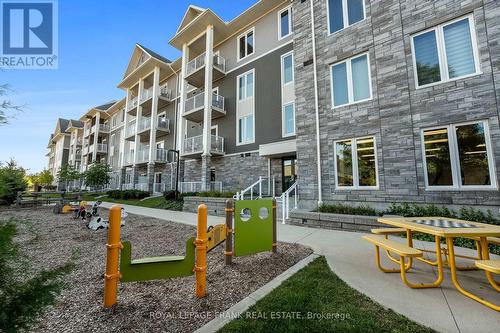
1,207,312,333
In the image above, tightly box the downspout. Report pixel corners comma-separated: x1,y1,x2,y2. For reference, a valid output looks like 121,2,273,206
309,0,323,205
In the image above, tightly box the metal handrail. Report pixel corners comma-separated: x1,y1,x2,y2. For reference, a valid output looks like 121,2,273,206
234,176,275,200
185,92,225,114
278,182,298,224
186,52,227,76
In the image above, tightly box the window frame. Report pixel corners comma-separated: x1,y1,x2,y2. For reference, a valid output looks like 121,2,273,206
237,115,255,145
237,27,256,62
334,136,379,190
410,14,482,89
282,102,296,137
420,120,497,191
236,69,256,146
278,5,293,40
237,69,255,102
281,51,294,86
326,0,367,35
330,52,373,109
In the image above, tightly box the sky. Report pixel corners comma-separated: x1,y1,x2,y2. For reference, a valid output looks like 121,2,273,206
0,0,257,174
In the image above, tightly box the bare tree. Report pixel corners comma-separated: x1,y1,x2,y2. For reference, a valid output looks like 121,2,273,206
0,84,22,125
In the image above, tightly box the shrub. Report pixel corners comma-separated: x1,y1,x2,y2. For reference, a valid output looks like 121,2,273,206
106,190,149,200
180,191,198,198
163,190,180,201
0,160,27,206
317,203,382,217
0,219,73,332
196,191,236,198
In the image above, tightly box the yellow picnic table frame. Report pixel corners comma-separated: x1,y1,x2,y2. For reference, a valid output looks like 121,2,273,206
378,216,500,311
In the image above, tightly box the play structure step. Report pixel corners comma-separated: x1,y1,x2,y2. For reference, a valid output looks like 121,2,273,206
132,256,185,264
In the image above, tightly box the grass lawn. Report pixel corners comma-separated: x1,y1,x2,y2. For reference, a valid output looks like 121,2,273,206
219,257,434,333
81,192,183,211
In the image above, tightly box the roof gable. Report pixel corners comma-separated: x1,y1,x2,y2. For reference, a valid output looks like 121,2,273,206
122,44,171,79
177,5,206,33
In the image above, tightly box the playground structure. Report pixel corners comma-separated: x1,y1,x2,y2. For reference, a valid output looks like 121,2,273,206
103,199,277,308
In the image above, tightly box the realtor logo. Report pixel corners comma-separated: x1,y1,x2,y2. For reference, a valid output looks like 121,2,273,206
0,0,58,69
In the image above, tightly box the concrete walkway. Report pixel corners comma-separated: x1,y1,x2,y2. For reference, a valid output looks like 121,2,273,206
100,202,500,333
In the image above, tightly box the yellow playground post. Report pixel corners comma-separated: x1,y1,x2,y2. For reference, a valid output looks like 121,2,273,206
195,204,208,298
104,205,122,308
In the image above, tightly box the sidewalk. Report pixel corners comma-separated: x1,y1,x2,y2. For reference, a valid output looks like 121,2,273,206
100,202,500,333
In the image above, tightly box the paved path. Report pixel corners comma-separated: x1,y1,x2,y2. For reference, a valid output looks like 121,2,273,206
101,202,500,333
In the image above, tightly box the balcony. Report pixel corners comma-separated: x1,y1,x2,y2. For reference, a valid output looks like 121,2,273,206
98,124,110,133
123,153,134,166
71,138,82,146
155,148,168,162
136,149,149,164
96,143,107,153
125,121,136,141
82,146,89,155
127,96,138,113
140,86,154,106
185,53,226,87
83,127,91,137
183,92,225,122
138,117,151,133
179,181,222,193
182,134,224,158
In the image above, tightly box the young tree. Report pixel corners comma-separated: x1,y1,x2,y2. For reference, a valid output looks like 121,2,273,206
37,169,54,189
56,165,80,191
83,163,111,190
0,84,22,125
0,159,28,205
0,219,73,332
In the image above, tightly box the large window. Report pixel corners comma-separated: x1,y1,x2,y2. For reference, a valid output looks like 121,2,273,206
327,0,366,34
282,103,295,137
330,53,371,108
278,6,292,39
335,136,378,189
238,71,254,101
411,15,480,88
422,121,496,190
238,28,255,61
238,115,254,144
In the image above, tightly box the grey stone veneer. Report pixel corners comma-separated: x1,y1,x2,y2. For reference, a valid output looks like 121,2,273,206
292,0,500,216
288,210,386,232
183,196,228,217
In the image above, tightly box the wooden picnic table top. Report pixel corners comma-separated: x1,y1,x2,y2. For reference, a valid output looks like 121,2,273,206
378,216,500,238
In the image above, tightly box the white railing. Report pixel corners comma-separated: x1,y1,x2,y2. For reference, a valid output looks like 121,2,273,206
186,52,226,76
141,86,154,103
154,183,165,193
136,183,148,191
210,135,224,154
278,182,298,224
99,124,110,132
124,153,134,165
183,135,224,155
234,176,275,200
185,92,225,114
179,181,222,193
123,183,134,190
84,127,91,137
155,148,168,162
96,143,107,153
82,146,89,155
136,149,149,163
126,122,136,137
160,85,174,100
128,97,138,111
213,54,226,73
138,117,151,132
157,118,169,131
88,144,94,153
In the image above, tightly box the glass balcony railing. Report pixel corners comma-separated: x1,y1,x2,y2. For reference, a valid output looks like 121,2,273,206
184,92,225,114
186,53,226,76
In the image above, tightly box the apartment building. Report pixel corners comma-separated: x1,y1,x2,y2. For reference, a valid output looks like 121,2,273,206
46,0,500,216
46,118,73,189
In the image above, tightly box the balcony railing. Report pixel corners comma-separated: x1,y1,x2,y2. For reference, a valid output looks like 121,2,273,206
160,85,174,100
123,183,134,190
127,97,138,111
184,92,225,114
96,143,107,153
136,183,148,191
183,134,224,155
126,121,136,137
157,118,169,131
82,146,88,155
99,124,110,133
71,138,82,146
186,53,226,76
124,153,134,165
179,181,222,193
136,149,149,163
84,127,91,137
155,148,168,162
154,183,166,193
140,86,154,103
138,117,151,132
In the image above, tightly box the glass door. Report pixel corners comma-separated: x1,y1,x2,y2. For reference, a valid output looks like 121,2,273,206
282,157,297,192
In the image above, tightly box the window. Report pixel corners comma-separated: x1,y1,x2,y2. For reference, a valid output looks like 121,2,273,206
282,53,294,85
411,15,480,88
327,0,366,34
278,6,292,39
421,121,496,190
283,103,295,136
238,28,255,61
330,53,371,107
238,71,254,101
335,136,378,189
238,115,254,144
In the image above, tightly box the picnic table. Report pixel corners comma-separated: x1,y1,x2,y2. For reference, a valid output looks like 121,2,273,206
371,216,500,311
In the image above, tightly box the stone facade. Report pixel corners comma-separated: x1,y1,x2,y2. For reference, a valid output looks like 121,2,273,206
183,196,229,217
293,0,500,216
288,210,386,233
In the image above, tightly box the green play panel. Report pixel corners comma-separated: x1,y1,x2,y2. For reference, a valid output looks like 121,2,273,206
234,199,273,257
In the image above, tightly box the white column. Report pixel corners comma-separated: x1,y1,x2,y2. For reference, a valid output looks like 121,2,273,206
120,90,131,167
148,66,161,163
177,43,189,153
134,80,144,165
202,25,214,156
92,112,100,162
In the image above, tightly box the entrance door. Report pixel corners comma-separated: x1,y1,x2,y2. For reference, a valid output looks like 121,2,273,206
282,157,297,192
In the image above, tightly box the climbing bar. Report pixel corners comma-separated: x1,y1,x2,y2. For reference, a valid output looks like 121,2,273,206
104,205,122,308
